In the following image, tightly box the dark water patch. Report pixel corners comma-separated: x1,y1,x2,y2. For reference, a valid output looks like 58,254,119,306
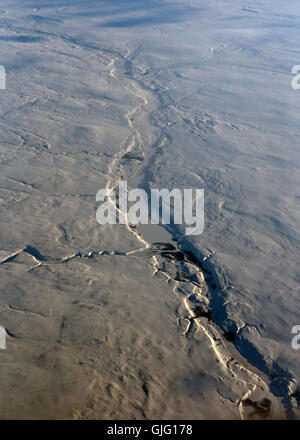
5,328,19,339
0,254,18,265
24,245,47,261
191,305,212,321
243,398,272,419
161,251,185,261
142,382,149,398
112,250,126,256
183,250,199,265
122,152,144,162
224,331,236,342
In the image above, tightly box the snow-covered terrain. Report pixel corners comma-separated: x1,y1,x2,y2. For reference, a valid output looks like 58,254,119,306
0,0,299,419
